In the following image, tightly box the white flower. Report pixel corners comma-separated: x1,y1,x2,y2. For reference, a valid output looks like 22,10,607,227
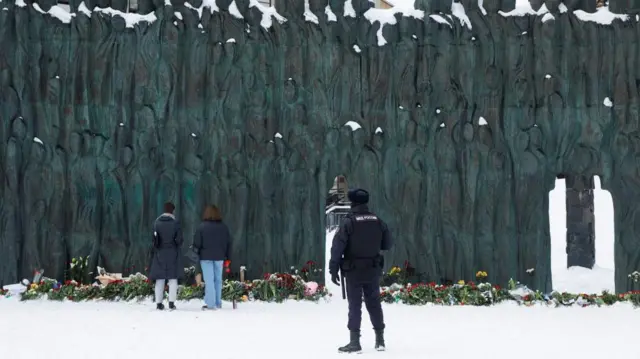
240,266,246,272
290,266,295,270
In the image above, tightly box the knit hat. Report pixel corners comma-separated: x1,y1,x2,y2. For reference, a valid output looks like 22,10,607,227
347,188,369,205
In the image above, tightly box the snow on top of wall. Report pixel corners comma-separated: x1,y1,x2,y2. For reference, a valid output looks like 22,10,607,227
42,1,156,27
501,0,629,24
9,0,633,45
558,3,568,13
78,2,91,16
364,3,423,46
94,6,157,28
429,14,452,28
248,0,286,28
344,121,362,131
541,13,554,23
304,0,319,24
344,0,356,18
477,0,487,16
451,1,471,30
574,7,629,25
325,5,337,22
228,0,242,19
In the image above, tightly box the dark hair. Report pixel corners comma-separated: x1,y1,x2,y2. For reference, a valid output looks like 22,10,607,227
163,202,175,214
202,205,222,221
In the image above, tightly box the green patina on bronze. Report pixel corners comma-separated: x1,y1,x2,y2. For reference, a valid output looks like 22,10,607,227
1,0,639,292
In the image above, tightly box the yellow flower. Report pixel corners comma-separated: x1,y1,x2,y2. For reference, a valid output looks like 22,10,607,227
389,266,401,275
242,295,248,302
475,271,488,278
457,280,465,285
30,283,38,290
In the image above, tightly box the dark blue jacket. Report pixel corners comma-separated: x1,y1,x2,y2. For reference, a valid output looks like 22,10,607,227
149,214,184,280
329,204,392,278
193,220,232,261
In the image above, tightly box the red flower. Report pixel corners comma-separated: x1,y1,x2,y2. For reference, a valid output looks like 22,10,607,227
428,282,436,287
224,260,231,267
301,266,309,273
225,268,230,274
494,285,501,291
263,273,271,280
306,260,315,266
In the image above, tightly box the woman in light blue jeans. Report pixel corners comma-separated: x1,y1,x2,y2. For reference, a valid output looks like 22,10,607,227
200,260,224,308
192,205,232,310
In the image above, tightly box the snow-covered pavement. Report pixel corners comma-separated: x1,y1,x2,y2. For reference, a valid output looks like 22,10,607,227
0,298,638,359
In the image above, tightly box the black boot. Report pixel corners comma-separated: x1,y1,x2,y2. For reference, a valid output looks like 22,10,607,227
156,303,165,311
338,331,362,354
374,329,385,351
168,302,176,311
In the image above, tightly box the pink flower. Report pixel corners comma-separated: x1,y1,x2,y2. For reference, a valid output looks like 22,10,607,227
304,281,318,296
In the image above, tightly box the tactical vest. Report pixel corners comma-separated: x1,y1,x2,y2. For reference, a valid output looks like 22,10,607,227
342,212,383,271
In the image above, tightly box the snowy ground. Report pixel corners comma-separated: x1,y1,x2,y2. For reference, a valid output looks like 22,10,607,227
1,298,639,359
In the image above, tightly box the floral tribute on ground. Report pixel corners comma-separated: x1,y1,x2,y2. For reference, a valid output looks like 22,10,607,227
1,259,329,304
5,260,640,308
378,265,640,308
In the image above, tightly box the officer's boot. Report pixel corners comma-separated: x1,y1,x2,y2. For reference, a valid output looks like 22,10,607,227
374,329,385,351
338,331,362,354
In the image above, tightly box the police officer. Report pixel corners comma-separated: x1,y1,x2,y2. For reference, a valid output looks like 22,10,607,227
329,188,392,353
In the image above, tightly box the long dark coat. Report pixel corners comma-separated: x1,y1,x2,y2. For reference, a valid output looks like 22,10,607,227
149,214,184,280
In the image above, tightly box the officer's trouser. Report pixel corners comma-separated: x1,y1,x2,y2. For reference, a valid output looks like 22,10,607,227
345,274,385,331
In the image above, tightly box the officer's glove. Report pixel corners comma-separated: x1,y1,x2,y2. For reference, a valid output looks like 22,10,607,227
331,272,340,286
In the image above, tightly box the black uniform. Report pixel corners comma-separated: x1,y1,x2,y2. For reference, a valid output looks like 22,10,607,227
329,189,392,353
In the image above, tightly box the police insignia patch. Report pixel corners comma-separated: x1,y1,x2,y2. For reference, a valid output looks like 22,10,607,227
355,215,378,221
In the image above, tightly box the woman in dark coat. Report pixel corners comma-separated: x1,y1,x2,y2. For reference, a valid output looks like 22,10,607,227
193,205,232,310
149,202,183,310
